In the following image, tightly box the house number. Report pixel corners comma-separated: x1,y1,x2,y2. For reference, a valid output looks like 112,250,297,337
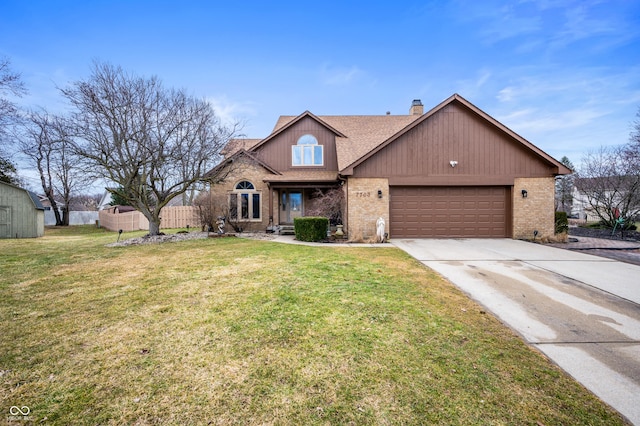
355,191,371,197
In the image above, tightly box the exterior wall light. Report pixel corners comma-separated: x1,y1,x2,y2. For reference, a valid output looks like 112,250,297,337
378,190,383,198
449,160,458,168
521,189,528,198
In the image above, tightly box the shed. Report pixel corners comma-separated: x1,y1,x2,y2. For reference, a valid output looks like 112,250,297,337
0,181,45,238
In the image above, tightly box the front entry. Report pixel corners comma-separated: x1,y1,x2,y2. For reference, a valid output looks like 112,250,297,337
280,190,302,224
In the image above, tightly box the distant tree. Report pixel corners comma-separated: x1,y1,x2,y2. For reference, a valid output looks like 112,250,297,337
632,106,640,147
69,193,102,211
0,57,27,186
61,62,238,235
108,187,133,206
0,56,26,141
19,110,87,226
0,156,19,184
555,156,575,213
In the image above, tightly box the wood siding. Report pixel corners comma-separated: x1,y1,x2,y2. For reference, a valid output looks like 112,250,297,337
255,117,339,172
0,183,44,238
353,102,556,183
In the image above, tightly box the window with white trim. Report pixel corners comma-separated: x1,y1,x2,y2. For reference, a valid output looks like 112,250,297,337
229,180,261,221
292,134,323,166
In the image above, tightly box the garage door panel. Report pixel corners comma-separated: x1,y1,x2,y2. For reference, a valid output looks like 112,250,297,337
390,186,509,238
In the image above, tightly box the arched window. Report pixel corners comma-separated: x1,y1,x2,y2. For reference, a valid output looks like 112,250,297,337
292,134,323,166
229,180,261,221
235,181,254,190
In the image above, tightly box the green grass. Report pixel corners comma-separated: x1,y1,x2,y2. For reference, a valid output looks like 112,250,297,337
0,226,626,425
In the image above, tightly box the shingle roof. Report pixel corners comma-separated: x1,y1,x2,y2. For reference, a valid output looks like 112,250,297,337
225,114,419,172
263,170,339,183
320,115,419,171
221,138,262,157
220,94,570,177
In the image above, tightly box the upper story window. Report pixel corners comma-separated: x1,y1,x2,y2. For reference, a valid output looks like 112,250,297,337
292,134,323,166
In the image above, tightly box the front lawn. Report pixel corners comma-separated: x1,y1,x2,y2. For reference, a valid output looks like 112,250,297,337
0,226,625,425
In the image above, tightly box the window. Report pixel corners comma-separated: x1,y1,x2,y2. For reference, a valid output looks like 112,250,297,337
292,134,323,166
229,180,261,221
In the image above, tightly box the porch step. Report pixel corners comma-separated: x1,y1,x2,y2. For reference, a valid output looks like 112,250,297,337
279,225,295,235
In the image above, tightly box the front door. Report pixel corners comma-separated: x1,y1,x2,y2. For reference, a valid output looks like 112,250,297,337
280,191,302,224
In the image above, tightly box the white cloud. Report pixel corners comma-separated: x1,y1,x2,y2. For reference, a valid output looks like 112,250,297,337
497,107,606,133
320,64,364,86
454,68,494,99
205,96,257,132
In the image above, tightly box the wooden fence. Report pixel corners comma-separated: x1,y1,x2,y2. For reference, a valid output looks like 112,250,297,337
98,206,201,232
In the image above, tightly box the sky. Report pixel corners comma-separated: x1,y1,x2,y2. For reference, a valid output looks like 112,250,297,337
2,0,639,190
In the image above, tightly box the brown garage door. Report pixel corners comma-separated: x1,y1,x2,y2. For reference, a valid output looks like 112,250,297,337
390,186,510,238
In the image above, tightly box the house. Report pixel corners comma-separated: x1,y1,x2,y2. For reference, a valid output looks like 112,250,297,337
205,94,571,240
571,177,640,223
0,181,45,238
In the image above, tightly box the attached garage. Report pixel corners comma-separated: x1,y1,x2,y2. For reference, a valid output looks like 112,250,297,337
390,186,511,238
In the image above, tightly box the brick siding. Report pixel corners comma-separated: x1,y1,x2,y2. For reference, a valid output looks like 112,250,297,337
346,178,389,241
208,158,271,232
513,177,555,239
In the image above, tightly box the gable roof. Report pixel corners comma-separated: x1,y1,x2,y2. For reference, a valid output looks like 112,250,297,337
204,148,281,180
0,181,45,210
251,111,349,153
221,138,263,158
219,94,571,177
223,112,420,171
340,94,572,176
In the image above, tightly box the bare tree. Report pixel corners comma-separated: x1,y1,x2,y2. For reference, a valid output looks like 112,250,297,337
61,62,238,235
0,57,26,139
0,56,27,184
193,190,229,232
305,187,345,225
19,110,86,226
576,145,640,227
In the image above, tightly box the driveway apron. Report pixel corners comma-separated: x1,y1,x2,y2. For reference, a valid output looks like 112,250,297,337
392,238,640,425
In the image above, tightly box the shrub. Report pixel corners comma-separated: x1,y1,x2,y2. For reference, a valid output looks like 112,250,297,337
294,217,328,242
555,211,569,234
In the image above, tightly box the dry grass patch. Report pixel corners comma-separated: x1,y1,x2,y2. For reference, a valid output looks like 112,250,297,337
0,226,627,425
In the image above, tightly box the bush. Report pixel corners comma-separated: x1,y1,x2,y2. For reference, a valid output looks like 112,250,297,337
555,211,568,234
294,217,328,242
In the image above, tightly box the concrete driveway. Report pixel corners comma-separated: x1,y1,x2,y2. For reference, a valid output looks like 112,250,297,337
392,238,640,425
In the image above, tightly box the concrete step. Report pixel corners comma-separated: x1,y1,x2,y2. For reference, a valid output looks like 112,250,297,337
279,225,295,235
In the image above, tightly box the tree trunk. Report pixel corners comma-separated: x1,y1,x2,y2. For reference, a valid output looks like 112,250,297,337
62,206,70,226
145,209,162,236
47,193,63,226
148,220,161,236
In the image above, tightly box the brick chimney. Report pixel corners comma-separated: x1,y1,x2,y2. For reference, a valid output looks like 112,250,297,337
410,99,424,115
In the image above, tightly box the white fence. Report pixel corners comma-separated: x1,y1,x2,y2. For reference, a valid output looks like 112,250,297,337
45,210,99,226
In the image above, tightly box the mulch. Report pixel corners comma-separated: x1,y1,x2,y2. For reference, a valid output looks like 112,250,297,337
568,225,640,242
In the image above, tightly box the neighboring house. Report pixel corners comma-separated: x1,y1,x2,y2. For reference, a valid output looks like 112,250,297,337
0,181,45,238
571,178,640,222
571,185,596,221
206,94,571,240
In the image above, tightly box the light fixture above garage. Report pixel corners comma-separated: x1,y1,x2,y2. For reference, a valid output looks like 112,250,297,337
449,160,458,168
